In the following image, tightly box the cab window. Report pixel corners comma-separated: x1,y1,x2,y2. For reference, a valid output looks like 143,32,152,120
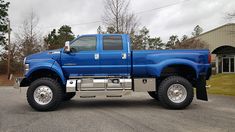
103,36,123,50
70,36,96,52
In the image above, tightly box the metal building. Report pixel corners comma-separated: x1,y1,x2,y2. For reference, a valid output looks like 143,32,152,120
197,23,235,73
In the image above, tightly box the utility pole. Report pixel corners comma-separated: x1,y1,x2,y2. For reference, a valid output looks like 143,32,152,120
7,19,11,79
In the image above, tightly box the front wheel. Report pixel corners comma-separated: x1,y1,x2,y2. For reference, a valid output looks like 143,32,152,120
158,76,194,109
27,78,63,111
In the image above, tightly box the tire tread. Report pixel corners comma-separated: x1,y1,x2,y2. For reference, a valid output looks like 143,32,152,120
158,76,194,109
27,77,63,111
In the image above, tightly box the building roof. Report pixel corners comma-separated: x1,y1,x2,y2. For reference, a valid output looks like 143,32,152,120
198,23,235,37
196,23,235,52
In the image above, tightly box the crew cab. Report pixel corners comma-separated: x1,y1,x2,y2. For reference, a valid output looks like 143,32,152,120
14,34,211,111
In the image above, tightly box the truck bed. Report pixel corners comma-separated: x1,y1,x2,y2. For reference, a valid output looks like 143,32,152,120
131,49,210,77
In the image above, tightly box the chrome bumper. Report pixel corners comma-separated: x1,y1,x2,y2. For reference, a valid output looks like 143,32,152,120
13,77,25,89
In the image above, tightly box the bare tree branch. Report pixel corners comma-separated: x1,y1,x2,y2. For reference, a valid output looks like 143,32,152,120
102,0,139,34
15,11,43,60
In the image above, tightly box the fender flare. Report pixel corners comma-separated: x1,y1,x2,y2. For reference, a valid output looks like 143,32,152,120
159,59,199,77
51,61,66,85
149,59,199,78
26,60,66,85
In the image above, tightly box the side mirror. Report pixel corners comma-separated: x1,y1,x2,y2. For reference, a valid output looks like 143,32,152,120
64,41,70,52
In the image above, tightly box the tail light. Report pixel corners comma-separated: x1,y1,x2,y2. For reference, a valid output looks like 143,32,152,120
208,54,211,63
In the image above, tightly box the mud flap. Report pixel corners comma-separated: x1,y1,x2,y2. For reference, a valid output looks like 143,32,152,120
196,76,208,101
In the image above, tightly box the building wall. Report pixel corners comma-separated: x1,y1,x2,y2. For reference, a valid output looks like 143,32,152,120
197,24,235,52
196,24,235,74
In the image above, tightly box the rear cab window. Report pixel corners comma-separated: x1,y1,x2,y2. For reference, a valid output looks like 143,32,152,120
103,35,123,50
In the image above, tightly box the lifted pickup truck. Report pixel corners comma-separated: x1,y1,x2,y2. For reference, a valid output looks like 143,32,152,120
15,34,211,111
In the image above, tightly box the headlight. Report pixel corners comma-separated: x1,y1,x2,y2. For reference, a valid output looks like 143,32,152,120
23,57,29,74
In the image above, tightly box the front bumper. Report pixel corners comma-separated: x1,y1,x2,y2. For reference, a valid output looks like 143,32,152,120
13,77,28,89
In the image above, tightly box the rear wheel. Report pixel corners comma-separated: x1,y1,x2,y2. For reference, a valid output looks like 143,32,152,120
148,91,159,100
27,78,63,111
158,76,194,109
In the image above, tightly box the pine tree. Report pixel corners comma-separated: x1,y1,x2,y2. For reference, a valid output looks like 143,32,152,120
44,25,75,50
131,27,164,50
166,35,180,49
148,37,164,50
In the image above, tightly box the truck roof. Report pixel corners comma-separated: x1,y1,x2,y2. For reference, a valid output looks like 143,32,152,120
78,34,128,36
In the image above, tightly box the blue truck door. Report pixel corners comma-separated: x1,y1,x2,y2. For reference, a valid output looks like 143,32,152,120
98,34,130,76
61,35,100,77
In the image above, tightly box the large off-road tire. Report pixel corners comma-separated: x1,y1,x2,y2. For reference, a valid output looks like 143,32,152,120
27,78,63,111
63,92,76,101
158,76,194,109
148,91,159,100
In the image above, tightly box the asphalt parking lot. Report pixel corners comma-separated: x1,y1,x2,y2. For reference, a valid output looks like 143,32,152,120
0,87,234,132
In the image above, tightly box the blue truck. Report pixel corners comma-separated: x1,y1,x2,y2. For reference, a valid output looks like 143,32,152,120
14,34,211,111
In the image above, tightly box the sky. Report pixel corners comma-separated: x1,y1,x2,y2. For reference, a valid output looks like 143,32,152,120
7,0,235,42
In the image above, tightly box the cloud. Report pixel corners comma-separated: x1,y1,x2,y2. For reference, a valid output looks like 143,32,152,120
139,0,235,41
8,0,235,42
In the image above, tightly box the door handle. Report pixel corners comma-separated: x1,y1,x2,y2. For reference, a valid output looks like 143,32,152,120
122,53,127,60
94,53,99,60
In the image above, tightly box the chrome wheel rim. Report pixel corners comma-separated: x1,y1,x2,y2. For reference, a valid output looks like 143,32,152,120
167,84,187,103
33,86,53,105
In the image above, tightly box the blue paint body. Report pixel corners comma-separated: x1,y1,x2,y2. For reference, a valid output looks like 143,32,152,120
24,34,211,85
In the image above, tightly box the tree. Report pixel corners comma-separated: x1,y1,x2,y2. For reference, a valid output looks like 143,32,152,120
0,0,9,45
106,26,116,34
97,26,102,34
226,11,235,21
131,27,149,50
192,25,203,37
148,37,164,50
131,33,142,50
44,25,75,50
181,35,188,42
131,27,164,50
1,11,43,74
44,29,57,49
16,11,43,58
174,38,208,49
139,27,149,50
102,0,138,34
165,35,180,49
57,25,74,46
174,26,208,49
0,40,21,74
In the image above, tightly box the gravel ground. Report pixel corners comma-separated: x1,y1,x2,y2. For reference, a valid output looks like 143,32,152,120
0,86,235,132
